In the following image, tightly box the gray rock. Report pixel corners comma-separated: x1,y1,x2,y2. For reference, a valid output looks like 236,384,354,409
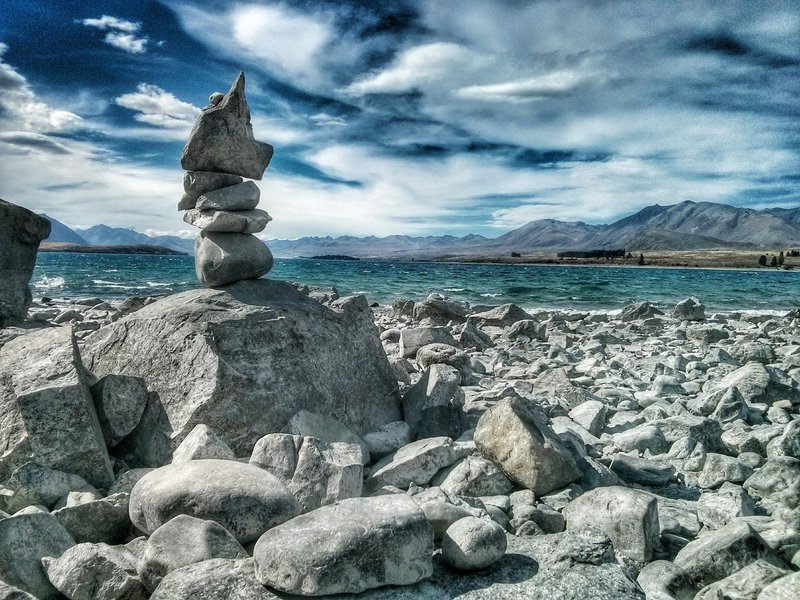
90,374,148,447
83,280,401,456
0,581,37,599
475,396,581,496
441,516,506,571
195,181,260,211
194,231,273,286
697,482,755,530
250,433,363,512
284,410,369,464
363,421,412,462
468,304,533,327
252,495,433,595
179,171,243,210
757,571,800,600
709,386,747,423
733,342,776,366
53,492,132,544
366,436,462,492
149,558,275,600
401,364,465,440
766,420,800,460
129,459,299,543
619,301,663,322
171,424,236,463
0,327,114,487
697,453,753,489
413,295,467,324
564,486,659,562
0,512,75,599
568,400,607,436
0,199,50,326
412,487,483,540
672,296,705,321
181,72,274,180
636,560,695,600
610,453,674,486
110,391,172,468
399,327,458,358
650,415,723,451
457,320,494,351
704,362,800,405
184,208,272,234
1,463,90,512
613,425,669,455
41,542,146,600
507,319,547,341
139,515,247,591
695,558,787,599
437,455,514,498
673,520,783,590
744,456,800,511
416,343,472,380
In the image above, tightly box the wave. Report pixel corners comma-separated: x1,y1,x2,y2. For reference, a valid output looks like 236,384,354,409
33,275,66,290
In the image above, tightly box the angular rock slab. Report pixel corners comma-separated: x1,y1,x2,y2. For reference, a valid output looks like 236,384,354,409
0,327,114,487
366,436,462,492
253,495,433,596
474,396,581,496
184,208,272,234
83,280,401,455
0,512,75,600
181,72,273,179
195,231,273,286
0,198,50,326
129,459,300,543
564,486,660,562
150,558,276,600
195,180,260,211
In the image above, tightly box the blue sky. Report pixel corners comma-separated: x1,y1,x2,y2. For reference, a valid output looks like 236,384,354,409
0,1,798,239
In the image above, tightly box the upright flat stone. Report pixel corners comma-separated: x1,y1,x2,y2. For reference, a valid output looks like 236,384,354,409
181,72,274,180
253,495,433,595
82,280,402,455
194,231,273,287
0,327,114,487
0,198,51,326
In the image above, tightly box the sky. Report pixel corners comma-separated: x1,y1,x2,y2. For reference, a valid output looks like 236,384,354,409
0,1,798,240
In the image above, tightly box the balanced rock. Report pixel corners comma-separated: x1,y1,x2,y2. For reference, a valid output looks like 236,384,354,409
0,327,114,487
184,208,272,234
83,280,401,454
181,72,273,180
128,459,299,543
194,231,273,287
474,396,581,496
179,171,243,210
195,181,260,211
253,494,433,595
0,198,51,326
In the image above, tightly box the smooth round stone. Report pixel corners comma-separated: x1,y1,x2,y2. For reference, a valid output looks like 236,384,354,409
195,231,273,287
129,459,299,543
441,516,507,571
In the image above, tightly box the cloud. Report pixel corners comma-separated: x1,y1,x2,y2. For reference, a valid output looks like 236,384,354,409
81,14,148,54
0,131,72,155
0,44,82,133
115,84,200,128
456,70,605,102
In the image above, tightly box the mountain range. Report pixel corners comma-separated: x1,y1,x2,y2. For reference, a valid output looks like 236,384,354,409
42,201,800,259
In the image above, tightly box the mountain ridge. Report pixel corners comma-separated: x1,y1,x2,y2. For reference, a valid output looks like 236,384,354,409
41,200,800,259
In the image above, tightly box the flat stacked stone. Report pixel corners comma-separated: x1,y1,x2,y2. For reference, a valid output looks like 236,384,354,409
180,72,274,287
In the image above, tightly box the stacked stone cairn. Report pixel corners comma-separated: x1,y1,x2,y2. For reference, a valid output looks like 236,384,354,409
179,71,275,287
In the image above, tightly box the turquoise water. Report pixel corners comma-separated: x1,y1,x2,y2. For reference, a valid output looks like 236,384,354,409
32,253,800,313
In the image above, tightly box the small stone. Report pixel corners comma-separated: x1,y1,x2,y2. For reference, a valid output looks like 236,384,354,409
172,424,236,463
399,326,458,359
184,208,272,234
673,296,705,321
195,231,273,287
362,421,412,462
441,516,507,570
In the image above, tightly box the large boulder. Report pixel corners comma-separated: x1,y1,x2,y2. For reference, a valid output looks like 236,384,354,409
181,72,273,180
149,558,274,600
0,327,114,487
129,459,299,543
0,513,75,599
474,396,581,496
252,495,433,595
563,486,660,562
0,198,50,326
468,304,533,328
82,279,401,455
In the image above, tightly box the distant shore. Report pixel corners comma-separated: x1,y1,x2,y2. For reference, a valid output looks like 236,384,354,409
433,249,798,271
39,242,187,256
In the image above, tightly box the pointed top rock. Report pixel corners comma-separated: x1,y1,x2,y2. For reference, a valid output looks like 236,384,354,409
181,71,274,180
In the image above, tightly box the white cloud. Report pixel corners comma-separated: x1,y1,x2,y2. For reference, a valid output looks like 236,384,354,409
456,70,605,102
81,14,148,54
81,15,140,33
0,44,82,133
115,84,200,128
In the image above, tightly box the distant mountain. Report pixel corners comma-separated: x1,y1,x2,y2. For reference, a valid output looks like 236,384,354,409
269,201,800,258
42,214,88,245
77,225,194,254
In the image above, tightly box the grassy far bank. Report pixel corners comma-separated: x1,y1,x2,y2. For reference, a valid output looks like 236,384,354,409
440,250,799,270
